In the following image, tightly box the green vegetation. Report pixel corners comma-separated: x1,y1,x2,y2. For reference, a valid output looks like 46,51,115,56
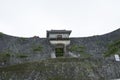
0,57,105,80
104,40,120,57
0,62,32,72
48,76,65,80
0,57,99,71
69,45,85,53
80,52,92,58
69,45,91,58
33,45,43,52
0,52,11,62
0,52,28,62
16,54,28,58
0,51,28,62
0,32,4,38
17,38,28,44
19,38,26,41
96,40,102,45
46,57,91,62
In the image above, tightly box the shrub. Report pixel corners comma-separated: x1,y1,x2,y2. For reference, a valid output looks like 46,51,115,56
5,53,11,57
69,45,91,58
104,40,120,57
69,45,85,53
0,52,11,62
17,38,28,44
33,45,43,52
16,54,28,58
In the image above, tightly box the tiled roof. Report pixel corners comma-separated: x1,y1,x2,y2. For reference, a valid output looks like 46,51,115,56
47,30,72,37
47,30,71,33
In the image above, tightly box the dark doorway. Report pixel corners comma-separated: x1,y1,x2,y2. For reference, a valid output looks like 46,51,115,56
55,44,64,57
55,48,64,57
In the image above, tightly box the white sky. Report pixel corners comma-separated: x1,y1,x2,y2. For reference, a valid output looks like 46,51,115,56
0,0,120,38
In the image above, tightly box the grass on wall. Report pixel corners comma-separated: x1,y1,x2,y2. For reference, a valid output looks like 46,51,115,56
0,57,102,80
69,45,85,53
69,45,91,58
0,52,11,62
104,39,120,57
16,54,28,58
33,45,43,52
0,52,28,62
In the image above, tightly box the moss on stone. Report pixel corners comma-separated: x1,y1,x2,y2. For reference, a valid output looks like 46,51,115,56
69,45,92,58
104,39,120,57
33,45,43,52
69,45,85,53
0,58,112,80
0,52,11,62
16,54,28,58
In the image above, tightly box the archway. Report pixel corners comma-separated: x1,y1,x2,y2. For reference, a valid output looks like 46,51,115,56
55,44,64,57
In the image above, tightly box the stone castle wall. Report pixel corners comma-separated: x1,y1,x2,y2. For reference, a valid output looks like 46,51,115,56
0,29,120,66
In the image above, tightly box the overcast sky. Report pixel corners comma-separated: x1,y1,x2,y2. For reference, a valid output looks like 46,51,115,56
0,0,120,37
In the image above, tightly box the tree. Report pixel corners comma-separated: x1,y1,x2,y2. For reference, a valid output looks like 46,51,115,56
104,40,120,57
